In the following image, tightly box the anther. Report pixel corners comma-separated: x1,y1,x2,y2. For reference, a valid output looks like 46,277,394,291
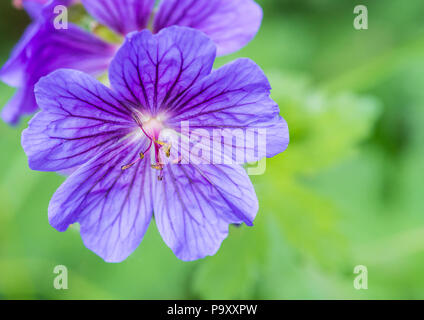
154,140,171,158
151,164,162,170
121,153,145,171
121,163,135,171
154,140,165,146
163,144,171,158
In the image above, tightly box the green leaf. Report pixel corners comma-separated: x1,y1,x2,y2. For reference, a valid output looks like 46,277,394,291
268,72,382,176
192,223,266,299
256,172,350,270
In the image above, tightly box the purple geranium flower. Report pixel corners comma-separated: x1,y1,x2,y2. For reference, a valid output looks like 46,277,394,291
1,0,262,124
22,27,289,262
1,0,116,124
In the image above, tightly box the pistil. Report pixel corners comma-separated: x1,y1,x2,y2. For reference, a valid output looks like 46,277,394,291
121,114,171,180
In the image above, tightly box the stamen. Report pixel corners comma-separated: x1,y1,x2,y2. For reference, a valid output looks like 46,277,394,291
157,168,165,182
121,163,135,171
121,153,145,171
122,113,172,178
163,143,171,158
154,140,166,146
153,139,171,158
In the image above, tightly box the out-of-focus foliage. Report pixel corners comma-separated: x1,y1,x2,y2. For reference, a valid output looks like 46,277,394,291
1,0,424,299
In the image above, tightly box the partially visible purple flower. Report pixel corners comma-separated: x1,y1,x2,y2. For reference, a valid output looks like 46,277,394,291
1,0,263,124
13,0,47,18
0,0,116,124
153,0,262,56
82,0,262,55
22,27,289,262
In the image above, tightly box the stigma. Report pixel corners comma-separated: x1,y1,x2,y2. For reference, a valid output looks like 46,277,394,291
121,112,171,181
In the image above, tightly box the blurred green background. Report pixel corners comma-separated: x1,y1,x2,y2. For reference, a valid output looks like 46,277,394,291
1,0,424,299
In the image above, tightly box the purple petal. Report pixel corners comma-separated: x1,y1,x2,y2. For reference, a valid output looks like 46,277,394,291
0,22,39,88
49,138,154,262
19,0,46,19
1,82,36,124
109,26,216,115
22,69,134,172
0,20,116,125
153,164,258,261
166,58,289,163
154,0,262,55
81,0,155,35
